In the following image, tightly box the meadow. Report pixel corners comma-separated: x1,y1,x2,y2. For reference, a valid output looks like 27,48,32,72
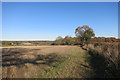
2,42,120,78
2,45,90,78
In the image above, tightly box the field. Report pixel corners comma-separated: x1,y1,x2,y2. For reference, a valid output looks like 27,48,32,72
2,43,120,78
2,45,92,78
2,2,119,79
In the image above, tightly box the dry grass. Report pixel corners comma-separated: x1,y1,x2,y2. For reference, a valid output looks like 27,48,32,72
3,44,119,78
87,42,120,78
2,45,89,78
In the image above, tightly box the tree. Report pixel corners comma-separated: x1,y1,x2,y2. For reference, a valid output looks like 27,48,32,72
54,36,63,45
63,36,75,45
75,25,95,47
56,36,63,41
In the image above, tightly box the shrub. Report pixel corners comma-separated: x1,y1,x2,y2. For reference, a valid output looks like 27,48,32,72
88,43,120,78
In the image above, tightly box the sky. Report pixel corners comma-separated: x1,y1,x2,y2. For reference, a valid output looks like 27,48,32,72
2,2,118,41
1,0,120,2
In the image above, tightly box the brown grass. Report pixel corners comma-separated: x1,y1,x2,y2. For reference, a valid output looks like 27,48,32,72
2,45,86,78
3,43,119,78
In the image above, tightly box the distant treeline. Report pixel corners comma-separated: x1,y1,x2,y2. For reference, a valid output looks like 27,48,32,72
2,41,54,46
1,37,119,46
52,36,119,45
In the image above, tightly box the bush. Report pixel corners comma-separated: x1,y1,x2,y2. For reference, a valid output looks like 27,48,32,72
88,43,120,78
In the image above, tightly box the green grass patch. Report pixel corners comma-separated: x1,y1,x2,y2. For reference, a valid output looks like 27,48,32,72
32,50,90,78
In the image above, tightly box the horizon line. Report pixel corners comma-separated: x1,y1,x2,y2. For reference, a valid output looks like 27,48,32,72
1,36,119,41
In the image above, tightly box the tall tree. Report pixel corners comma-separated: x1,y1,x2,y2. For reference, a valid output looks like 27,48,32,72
75,25,95,47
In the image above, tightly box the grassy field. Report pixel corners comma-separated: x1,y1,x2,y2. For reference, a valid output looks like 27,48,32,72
2,45,93,78
2,43,119,78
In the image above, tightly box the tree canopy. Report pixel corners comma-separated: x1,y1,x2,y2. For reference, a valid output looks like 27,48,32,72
75,25,95,45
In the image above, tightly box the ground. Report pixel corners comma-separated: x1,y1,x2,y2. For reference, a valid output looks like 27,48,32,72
2,45,93,78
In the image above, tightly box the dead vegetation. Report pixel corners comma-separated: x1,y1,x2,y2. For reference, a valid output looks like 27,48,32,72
2,43,119,78
87,43,120,78
2,46,87,78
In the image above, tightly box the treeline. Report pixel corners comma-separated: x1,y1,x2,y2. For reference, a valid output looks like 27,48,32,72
52,36,119,45
52,36,77,45
2,41,54,46
1,37,119,46
91,37,119,43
